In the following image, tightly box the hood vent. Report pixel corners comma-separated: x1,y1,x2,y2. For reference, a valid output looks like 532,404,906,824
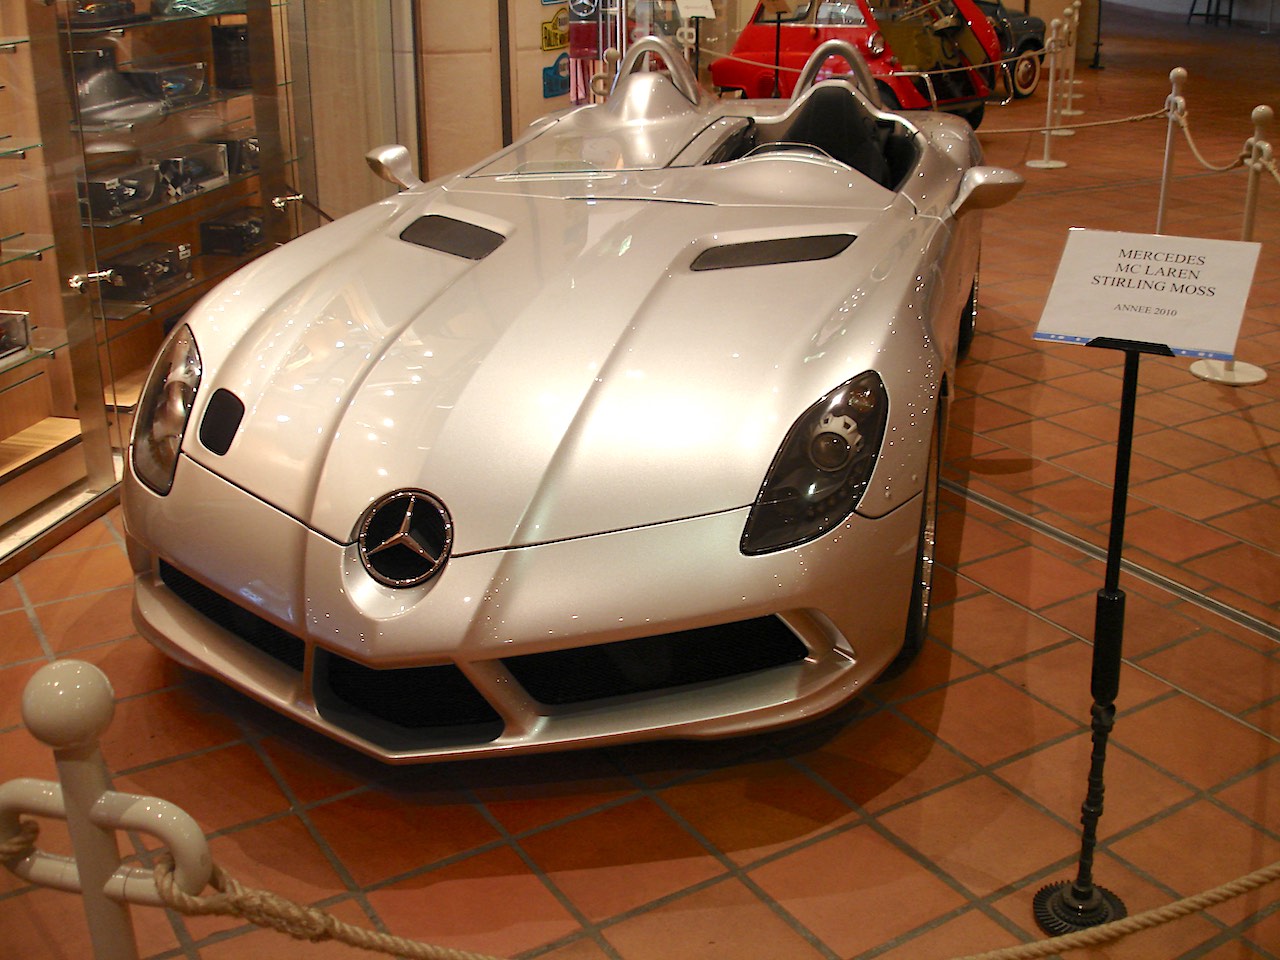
199,388,245,456
399,215,505,260
691,234,855,272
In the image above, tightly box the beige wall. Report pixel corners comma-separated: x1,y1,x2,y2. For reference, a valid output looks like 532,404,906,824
417,3,507,181
301,0,403,216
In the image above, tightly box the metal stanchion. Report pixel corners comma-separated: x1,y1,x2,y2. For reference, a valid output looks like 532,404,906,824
1062,1,1085,116
0,661,212,960
1052,9,1077,136
1190,104,1271,386
1155,67,1187,235
1027,19,1068,168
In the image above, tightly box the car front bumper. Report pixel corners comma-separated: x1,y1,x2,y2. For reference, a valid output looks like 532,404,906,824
125,453,921,763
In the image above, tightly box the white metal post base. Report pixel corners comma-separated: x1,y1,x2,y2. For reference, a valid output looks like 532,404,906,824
1189,359,1268,385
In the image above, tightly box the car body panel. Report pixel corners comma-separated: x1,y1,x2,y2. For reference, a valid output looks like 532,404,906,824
124,51,1019,762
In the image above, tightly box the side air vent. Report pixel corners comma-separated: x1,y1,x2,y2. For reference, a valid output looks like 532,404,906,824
199,388,245,456
399,215,505,260
691,234,855,272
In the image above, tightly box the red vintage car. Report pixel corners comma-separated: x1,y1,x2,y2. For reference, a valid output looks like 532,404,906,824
710,0,1001,127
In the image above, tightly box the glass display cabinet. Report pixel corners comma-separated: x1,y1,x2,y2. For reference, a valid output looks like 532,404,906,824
0,0,311,575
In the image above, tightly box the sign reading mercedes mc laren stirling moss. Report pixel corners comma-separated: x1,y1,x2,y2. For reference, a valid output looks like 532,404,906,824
1037,228,1260,360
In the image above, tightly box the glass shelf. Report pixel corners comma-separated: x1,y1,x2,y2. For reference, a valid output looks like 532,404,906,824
99,248,262,330
63,10,248,38
0,138,42,160
0,326,71,381
0,235,55,268
82,168,260,228
73,89,246,134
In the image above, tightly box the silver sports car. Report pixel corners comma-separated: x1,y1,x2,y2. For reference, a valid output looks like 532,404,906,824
123,39,1021,763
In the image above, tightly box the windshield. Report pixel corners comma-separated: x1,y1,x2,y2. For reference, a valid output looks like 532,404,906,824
816,2,867,24
753,2,814,23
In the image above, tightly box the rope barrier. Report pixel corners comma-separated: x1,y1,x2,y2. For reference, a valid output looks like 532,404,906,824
980,108,1166,136
697,44,1041,81
5,811,1280,959
1266,154,1280,187
953,859,1280,960
152,848,1280,960
153,854,507,960
1174,111,1249,172
0,818,38,862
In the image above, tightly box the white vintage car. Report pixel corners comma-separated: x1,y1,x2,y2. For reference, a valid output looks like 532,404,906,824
123,39,1021,762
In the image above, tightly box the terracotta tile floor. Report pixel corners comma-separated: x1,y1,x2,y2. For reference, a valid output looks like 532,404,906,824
1,8,1278,959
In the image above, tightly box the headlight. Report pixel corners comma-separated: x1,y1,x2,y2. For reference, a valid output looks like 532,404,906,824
741,371,887,555
866,31,886,58
131,323,201,495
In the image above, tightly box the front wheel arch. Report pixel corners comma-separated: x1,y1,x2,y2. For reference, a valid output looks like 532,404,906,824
878,407,943,682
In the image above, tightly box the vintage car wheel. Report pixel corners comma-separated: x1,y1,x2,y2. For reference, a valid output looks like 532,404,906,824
880,419,941,681
1012,48,1041,97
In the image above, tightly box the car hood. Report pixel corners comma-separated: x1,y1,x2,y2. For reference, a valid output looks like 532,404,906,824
181,166,909,554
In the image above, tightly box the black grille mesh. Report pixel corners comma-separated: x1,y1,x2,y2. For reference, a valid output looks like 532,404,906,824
159,561,305,670
317,651,502,730
503,617,806,705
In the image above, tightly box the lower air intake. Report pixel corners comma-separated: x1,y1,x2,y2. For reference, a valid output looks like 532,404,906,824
503,617,807,705
159,560,305,671
316,650,503,733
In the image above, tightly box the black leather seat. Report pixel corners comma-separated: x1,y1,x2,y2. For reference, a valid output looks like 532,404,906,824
782,85,892,187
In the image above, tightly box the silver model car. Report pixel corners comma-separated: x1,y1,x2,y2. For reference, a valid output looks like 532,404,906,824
123,39,1021,763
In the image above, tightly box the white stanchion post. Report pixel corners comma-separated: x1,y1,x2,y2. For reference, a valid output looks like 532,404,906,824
19,662,139,960
1155,67,1187,236
1241,104,1273,241
1190,104,1271,386
0,661,215,960
1062,1,1085,115
1052,7,1076,134
1027,20,1067,168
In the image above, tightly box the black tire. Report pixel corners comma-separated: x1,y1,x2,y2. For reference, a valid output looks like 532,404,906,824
1012,48,1041,97
957,270,978,361
880,419,941,681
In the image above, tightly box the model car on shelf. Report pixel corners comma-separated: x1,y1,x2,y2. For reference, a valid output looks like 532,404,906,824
975,0,1045,97
710,0,1002,127
123,37,1022,763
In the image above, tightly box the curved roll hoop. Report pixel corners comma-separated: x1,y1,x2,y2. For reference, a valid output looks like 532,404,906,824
615,36,702,105
793,39,883,108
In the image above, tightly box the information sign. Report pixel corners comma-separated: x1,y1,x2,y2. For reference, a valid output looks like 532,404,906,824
676,0,717,17
1036,229,1260,360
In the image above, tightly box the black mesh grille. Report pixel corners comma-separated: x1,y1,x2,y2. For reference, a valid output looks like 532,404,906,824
503,617,806,706
316,651,502,731
159,560,305,670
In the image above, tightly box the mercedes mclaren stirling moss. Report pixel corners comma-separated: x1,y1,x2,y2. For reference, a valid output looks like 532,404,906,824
123,38,1022,763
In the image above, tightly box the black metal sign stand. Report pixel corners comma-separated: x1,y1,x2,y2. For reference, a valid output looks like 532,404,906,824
773,12,783,97
1032,337,1173,935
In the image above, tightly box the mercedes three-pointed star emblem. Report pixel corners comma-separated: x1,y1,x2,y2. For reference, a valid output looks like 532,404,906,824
357,490,453,587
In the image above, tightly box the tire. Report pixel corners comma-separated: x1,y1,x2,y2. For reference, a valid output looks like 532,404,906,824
1012,48,1041,97
880,419,941,681
957,270,978,361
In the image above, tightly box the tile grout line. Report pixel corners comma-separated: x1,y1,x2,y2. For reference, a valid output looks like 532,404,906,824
942,476,1280,645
